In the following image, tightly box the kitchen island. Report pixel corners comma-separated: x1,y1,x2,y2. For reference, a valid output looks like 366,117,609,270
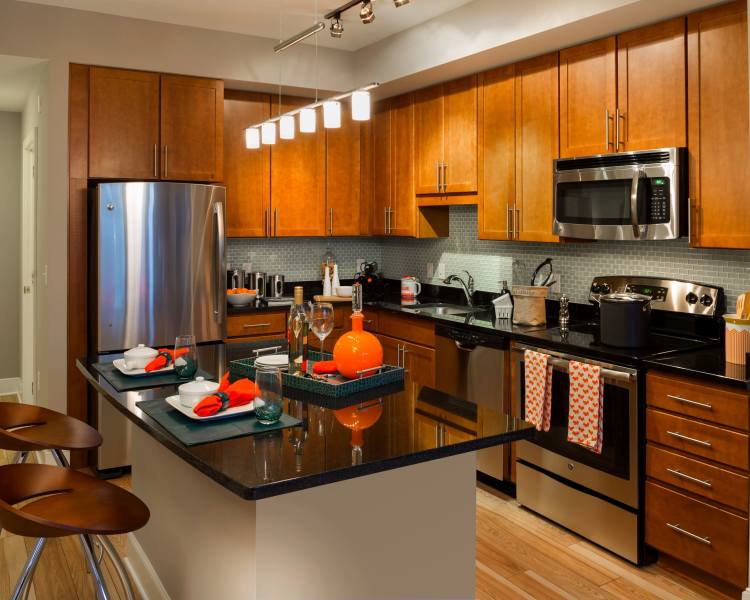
78,342,532,600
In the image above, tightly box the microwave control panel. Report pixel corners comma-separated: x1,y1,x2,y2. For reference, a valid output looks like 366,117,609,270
646,177,670,224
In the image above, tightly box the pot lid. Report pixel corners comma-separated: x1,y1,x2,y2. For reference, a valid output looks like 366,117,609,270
601,292,651,303
178,376,219,394
124,344,158,358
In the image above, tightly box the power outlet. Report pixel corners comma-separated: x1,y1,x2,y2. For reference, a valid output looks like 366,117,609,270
436,263,446,279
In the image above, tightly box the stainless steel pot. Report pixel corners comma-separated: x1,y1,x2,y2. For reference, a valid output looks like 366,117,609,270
596,292,652,347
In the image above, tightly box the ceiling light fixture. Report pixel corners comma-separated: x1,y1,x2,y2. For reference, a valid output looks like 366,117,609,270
351,90,371,121
393,0,410,6
274,21,325,53
299,107,317,133
261,122,277,145
323,100,342,128
280,115,295,139
245,127,260,149
330,15,344,38
359,1,375,24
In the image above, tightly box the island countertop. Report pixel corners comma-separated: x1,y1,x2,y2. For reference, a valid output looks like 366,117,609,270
77,342,532,500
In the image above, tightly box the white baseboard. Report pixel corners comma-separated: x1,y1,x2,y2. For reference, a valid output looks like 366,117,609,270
0,378,21,395
126,533,171,600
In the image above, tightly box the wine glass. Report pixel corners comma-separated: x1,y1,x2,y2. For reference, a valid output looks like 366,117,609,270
310,302,335,356
255,365,283,425
174,335,197,379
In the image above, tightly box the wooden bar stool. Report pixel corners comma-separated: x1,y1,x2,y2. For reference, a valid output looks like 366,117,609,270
0,463,150,600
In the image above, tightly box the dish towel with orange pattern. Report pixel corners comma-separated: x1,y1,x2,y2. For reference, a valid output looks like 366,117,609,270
524,349,553,432
567,360,604,454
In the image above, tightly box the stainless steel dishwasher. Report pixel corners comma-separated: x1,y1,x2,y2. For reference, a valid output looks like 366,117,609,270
434,323,509,480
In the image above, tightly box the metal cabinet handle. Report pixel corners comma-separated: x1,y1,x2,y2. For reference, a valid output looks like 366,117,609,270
363,319,374,324
329,207,334,236
244,323,272,328
605,109,614,149
666,523,712,546
506,205,512,238
442,162,447,192
389,208,394,235
213,202,224,324
666,467,713,489
164,145,169,178
435,161,440,192
153,144,158,178
666,430,712,448
274,208,278,238
264,209,269,238
401,346,409,373
667,394,713,410
513,205,519,239
616,109,625,149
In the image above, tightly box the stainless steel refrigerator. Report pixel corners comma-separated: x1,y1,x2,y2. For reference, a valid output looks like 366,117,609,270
93,182,226,471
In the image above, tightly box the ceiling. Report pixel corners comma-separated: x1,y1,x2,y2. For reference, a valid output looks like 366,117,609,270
16,0,474,51
0,55,46,111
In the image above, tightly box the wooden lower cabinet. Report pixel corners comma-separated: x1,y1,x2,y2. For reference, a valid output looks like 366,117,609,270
377,333,435,388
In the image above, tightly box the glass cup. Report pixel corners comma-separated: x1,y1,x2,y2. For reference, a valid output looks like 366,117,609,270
311,302,335,355
174,335,198,379
255,365,283,425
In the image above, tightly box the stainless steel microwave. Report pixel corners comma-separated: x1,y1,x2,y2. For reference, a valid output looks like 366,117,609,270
553,147,687,241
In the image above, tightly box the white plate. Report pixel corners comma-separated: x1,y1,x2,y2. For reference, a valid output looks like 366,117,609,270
165,395,256,422
113,358,174,377
255,354,289,369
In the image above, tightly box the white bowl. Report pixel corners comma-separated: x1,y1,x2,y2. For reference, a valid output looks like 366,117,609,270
335,286,353,297
178,376,220,408
123,344,158,370
227,292,256,306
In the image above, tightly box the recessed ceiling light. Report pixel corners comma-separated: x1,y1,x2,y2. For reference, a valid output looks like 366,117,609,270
359,1,375,24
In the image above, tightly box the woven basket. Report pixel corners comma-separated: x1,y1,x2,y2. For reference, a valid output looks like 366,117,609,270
512,286,549,326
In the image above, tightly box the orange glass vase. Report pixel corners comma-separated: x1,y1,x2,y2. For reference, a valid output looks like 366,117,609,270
332,312,383,379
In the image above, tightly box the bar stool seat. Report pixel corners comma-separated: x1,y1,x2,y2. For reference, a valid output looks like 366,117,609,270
0,463,149,538
0,401,102,452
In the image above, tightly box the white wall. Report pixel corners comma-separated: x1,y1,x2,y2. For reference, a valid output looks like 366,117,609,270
0,111,21,380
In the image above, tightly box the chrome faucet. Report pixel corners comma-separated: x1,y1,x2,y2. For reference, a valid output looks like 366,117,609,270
443,271,475,306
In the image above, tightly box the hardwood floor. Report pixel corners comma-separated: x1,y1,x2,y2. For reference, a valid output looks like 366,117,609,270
0,393,733,599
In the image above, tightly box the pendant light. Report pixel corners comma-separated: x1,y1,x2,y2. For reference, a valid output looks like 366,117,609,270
323,100,342,128
299,108,317,133
351,90,371,121
280,115,295,139
245,127,260,149
261,122,277,145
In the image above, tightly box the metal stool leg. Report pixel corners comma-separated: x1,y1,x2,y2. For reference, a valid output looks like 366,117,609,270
80,534,111,600
51,448,69,468
11,538,46,600
11,451,28,465
97,535,135,600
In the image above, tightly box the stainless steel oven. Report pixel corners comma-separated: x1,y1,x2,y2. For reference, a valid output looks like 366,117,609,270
512,343,643,563
553,147,687,241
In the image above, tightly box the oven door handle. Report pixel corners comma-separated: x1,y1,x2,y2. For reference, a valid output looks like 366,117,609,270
511,346,635,384
454,340,476,351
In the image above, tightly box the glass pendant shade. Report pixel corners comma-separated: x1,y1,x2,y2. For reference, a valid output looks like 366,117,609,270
323,100,342,128
261,122,276,145
245,127,260,149
299,108,317,133
351,91,371,121
280,115,295,139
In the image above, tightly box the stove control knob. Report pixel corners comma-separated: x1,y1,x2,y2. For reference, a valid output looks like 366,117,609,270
700,294,714,307
591,283,602,294
685,292,699,305
599,283,611,294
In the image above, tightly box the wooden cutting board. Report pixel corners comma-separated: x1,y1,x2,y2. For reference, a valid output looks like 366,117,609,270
313,295,352,303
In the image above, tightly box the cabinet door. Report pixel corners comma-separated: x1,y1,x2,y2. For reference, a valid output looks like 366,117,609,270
414,84,444,195
515,53,560,243
479,65,515,240
443,75,478,194
326,118,361,236
389,93,417,237
161,74,223,182
377,334,401,368
559,37,616,157
371,100,391,236
270,97,327,237
223,91,271,238
415,413,441,450
89,67,160,180
688,1,750,248
444,423,474,445
403,341,435,388
617,18,686,152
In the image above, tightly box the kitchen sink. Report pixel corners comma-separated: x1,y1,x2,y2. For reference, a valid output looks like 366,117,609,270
404,303,483,317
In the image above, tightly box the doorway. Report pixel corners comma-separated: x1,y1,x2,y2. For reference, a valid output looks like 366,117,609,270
21,129,36,403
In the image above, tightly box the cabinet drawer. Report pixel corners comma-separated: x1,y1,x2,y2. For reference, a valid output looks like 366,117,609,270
227,312,286,338
646,445,749,512
646,481,748,588
647,371,749,430
378,312,434,347
646,408,749,470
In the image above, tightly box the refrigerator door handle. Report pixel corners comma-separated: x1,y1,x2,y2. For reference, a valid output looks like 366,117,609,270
214,201,225,324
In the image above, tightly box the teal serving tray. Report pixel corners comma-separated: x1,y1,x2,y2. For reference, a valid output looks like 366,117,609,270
229,351,405,398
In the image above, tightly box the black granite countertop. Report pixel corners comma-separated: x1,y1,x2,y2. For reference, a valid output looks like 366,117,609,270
644,346,750,389
77,342,533,501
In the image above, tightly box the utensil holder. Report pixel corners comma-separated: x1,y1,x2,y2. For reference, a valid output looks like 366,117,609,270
724,314,750,364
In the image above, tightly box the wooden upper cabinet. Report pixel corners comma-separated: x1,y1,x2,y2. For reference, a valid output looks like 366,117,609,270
223,90,271,238
89,67,160,179
161,74,223,182
390,93,417,237
617,18,686,152
559,37,616,157
515,53,559,243
270,97,326,237
414,75,478,195
688,0,750,248
479,65,516,240
326,118,361,236
371,99,391,236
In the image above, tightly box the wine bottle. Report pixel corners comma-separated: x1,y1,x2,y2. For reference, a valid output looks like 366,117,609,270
288,286,309,376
